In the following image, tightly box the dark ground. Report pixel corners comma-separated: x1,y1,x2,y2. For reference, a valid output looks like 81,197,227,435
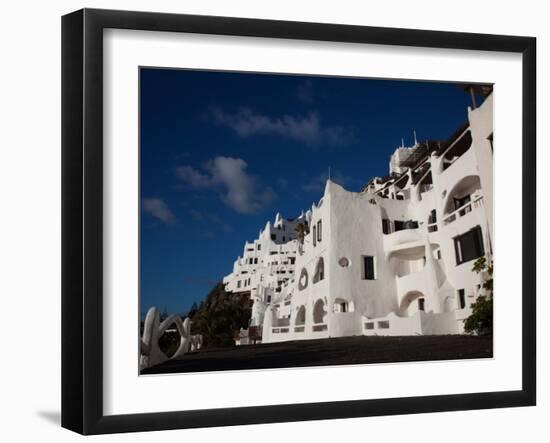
141,335,493,375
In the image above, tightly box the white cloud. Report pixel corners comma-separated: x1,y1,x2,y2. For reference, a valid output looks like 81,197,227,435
142,198,176,224
210,107,354,146
177,156,275,214
175,165,214,188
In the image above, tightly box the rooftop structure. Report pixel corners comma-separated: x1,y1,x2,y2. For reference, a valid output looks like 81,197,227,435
223,91,494,343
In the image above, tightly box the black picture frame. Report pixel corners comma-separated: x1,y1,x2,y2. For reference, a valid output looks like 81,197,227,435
62,8,536,435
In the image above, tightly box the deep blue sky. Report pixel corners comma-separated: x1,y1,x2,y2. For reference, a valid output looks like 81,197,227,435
140,68,474,317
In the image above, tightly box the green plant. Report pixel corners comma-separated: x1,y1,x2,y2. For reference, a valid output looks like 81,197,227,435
463,256,493,335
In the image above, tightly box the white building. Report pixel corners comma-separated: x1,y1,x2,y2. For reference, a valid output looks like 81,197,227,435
224,90,493,343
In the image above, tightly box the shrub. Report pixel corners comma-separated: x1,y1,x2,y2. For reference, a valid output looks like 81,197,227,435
463,257,493,335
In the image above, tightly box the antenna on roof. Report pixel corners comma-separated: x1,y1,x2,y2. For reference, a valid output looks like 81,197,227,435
328,166,331,181
413,130,418,145
401,137,405,148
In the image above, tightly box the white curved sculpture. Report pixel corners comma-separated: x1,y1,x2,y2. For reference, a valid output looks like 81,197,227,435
140,307,199,370
189,334,203,351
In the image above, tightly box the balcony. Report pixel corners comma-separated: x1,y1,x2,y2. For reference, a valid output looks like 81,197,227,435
442,195,484,226
383,227,423,253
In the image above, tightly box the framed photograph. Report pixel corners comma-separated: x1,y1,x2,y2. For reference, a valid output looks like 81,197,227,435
62,8,536,435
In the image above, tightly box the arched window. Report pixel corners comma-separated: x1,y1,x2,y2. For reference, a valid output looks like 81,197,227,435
295,306,306,325
313,257,325,283
313,299,327,324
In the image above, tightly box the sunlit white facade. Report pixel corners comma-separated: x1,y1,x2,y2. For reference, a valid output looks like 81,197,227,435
224,92,493,343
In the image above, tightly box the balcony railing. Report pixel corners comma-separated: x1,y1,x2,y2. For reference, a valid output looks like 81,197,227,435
442,195,483,226
312,323,328,332
427,222,438,233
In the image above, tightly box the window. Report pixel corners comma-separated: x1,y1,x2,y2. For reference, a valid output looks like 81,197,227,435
394,220,404,232
362,255,376,280
317,220,322,242
237,280,241,288
418,298,425,311
270,234,276,241
382,218,391,234
454,226,485,265
458,289,466,309
257,244,261,250
254,258,258,264
313,257,324,283
429,209,437,224
312,225,317,246
454,194,471,211
436,249,442,260
282,236,285,242
289,257,295,265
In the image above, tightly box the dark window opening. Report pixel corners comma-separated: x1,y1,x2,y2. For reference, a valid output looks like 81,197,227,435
458,289,466,309
382,218,391,234
313,225,317,247
270,234,276,241
454,226,484,265
363,256,375,280
317,220,322,242
454,194,471,212
418,298,425,311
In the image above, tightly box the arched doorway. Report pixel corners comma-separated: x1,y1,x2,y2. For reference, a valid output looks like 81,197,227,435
399,291,426,317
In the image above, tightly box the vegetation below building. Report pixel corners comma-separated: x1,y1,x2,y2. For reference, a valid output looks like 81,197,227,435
188,283,252,347
464,257,493,335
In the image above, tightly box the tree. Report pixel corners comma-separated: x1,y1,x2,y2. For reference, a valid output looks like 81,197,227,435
186,301,198,318
463,257,493,335
189,283,252,347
